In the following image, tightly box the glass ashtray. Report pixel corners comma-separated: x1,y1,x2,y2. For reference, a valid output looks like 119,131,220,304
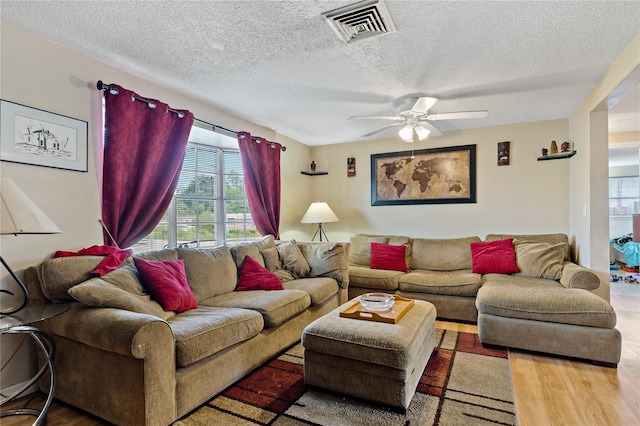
359,293,395,312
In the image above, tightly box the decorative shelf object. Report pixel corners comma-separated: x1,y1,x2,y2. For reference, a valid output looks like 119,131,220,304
301,171,328,176
537,150,577,161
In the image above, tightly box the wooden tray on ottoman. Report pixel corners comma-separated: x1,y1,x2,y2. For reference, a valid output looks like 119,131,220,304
340,295,415,324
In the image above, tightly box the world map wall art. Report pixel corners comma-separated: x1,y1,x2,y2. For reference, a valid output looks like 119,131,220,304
371,144,476,206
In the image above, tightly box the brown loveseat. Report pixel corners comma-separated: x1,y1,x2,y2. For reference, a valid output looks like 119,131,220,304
346,233,621,366
24,236,349,426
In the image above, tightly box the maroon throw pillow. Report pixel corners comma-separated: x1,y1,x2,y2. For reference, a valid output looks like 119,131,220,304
236,256,284,291
470,238,520,274
370,242,407,272
133,257,198,313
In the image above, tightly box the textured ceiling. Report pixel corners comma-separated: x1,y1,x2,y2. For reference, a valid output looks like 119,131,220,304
2,1,639,146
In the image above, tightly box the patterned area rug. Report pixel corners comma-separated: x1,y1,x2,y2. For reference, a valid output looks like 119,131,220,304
174,328,515,425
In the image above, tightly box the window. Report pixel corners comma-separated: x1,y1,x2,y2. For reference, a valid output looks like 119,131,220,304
609,176,639,217
132,126,259,252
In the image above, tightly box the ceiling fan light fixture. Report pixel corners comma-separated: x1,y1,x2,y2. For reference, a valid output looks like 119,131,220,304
414,125,430,140
398,124,414,142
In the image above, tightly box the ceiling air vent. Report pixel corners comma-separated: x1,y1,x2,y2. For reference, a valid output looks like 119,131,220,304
322,0,396,43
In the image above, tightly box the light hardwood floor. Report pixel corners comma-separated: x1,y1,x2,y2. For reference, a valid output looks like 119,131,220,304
3,283,640,425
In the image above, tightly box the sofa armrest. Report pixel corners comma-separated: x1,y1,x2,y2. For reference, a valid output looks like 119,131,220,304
560,261,600,291
39,303,174,358
36,303,177,425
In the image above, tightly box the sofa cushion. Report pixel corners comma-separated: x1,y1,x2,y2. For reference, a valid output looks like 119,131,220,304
38,256,105,303
348,265,404,291
176,246,237,301
261,247,282,270
370,242,407,272
133,258,198,313
201,289,311,328
167,306,264,367
411,236,481,271
229,235,275,268
398,270,482,297
513,239,564,280
67,266,175,320
282,277,338,305
485,233,571,261
299,242,349,287
470,238,520,274
124,248,178,263
349,234,389,266
349,234,411,267
236,256,283,291
277,240,311,278
476,275,617,328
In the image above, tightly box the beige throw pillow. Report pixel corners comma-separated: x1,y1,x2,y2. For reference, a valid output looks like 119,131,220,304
229,235,276,268
513,239,565,280
300,243,348,285
67,266,174,320
277,240,311,278
260,247,295,282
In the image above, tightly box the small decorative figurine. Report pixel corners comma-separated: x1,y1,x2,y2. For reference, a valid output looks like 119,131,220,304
550,140,558,154
542,148,548,156
347,157,356,177
310,161,316,172
561,141,570,152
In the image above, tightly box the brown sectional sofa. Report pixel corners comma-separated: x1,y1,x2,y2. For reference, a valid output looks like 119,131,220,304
347,233,622,366
23,236,349,426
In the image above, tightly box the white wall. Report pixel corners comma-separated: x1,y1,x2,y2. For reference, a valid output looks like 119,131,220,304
569,33,640,299
301,120,571,243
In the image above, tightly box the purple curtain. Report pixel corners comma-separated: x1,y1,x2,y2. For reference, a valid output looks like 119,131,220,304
237,132,281,239
102,84,194,248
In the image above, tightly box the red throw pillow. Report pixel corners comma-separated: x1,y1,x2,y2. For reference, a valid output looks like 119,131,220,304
470,238,520,274
370,242,407,272
236,256,284,291
133,258,198,313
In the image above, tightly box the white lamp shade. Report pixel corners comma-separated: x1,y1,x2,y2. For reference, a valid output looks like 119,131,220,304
301,202,339,224
398,124,414,142
1,178,61,234
414,125,431,140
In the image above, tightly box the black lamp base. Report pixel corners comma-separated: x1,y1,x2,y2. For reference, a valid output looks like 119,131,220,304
311,223,330,242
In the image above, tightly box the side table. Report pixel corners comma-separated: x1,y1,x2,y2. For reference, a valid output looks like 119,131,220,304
0,303,69,425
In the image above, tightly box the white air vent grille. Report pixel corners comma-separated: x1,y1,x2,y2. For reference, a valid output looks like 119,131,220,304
322,0,396,43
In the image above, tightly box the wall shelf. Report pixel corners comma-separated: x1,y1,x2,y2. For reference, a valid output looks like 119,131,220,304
537,150,577,161
301,171,328,176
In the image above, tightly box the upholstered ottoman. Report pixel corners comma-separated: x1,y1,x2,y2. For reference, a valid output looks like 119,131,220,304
301,299,437,408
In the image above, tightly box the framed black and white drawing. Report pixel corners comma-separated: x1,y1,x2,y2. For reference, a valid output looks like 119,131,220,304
0,100,88,172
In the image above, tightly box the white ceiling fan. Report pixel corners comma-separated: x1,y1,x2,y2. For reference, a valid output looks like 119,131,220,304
349,96,488,142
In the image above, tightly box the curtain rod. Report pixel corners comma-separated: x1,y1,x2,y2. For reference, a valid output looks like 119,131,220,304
96,80,286,151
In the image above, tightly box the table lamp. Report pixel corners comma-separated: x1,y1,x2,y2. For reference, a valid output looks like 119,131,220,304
301,201,339,242
1,178,61,314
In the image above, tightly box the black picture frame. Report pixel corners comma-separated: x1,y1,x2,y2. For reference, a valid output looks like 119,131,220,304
0,99,88,172
371,144,476,206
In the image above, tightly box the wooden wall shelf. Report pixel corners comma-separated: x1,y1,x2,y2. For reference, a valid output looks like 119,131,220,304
537,151,577,161
301,171,328,176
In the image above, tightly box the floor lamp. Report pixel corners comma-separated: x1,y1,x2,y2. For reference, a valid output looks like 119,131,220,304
301,202,339,242
1,178,61,314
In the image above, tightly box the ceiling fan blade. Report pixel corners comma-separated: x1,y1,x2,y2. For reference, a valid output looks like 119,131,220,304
425,110,489,121
410,97,439,114
362,122,405,137
348,115,404,121
417,121,442,137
